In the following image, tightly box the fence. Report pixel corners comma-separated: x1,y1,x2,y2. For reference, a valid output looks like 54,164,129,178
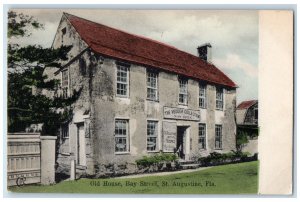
7,133,57,187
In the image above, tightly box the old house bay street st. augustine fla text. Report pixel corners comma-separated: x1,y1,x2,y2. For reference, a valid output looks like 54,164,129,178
90,180,216,188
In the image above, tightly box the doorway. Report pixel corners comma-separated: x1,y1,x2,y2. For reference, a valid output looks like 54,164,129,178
177,126,188,160
77,123,86,166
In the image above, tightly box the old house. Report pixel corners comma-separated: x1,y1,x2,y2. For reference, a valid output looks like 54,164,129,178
236,100,258,154
48,13,237,176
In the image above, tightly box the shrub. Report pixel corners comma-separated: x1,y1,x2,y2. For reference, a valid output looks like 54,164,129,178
135,156,157,168
198,151,253,166
236,131,249,152
135,153,178,169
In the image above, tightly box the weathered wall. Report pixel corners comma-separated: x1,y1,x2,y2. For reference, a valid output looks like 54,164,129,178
52,14,89,57
236,109,247,124
54,51,237,175
50,15,95,175
197,86,236,157
40,136,57,185
222,88,237,152
89,56,237,169
242,139,258,155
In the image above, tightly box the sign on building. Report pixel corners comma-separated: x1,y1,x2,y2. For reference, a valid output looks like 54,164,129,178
163,107,200,121
162,121,177,152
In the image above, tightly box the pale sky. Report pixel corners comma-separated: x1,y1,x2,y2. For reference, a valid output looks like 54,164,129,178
10,9,258,104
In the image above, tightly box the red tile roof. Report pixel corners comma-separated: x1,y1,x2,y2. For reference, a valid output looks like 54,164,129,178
237,100,258,110
64,13,237,88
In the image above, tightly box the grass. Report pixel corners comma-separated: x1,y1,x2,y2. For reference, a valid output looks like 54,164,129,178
9,161,258,194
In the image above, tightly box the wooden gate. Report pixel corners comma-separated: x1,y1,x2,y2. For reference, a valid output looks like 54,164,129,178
7,133,41,186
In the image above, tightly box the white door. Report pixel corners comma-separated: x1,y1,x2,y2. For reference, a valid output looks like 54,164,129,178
78,124,86,166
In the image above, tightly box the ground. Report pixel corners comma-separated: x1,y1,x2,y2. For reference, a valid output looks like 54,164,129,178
9,161,258,194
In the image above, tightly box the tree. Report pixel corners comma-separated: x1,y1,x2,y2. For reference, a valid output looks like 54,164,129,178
7,11,78,135
236,131,249,152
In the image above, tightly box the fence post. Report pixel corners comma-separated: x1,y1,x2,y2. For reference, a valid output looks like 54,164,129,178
70,160,76,180
40,136,57,185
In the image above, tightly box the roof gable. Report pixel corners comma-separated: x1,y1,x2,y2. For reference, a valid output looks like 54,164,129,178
64,13,237,88
237,100,258,110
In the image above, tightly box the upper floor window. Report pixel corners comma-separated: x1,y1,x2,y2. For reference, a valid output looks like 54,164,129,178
199,84,207,108
179,78,188,105
147,71,158,101
115,119,129,153
116,64,129,97
61,69,69,98
215,125,222,149
147,121,158,151
61,27,66,43
198,123,206,149
216,87,223,110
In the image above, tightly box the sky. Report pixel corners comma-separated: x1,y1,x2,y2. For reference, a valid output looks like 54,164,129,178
10,9,258,104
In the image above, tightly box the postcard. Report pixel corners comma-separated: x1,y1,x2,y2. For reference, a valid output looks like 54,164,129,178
5,9,294,195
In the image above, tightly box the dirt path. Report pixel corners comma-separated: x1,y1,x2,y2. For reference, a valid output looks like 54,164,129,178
115,167,211,179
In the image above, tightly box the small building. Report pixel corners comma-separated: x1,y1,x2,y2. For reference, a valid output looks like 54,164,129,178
48,13,238,176
236,100,258,154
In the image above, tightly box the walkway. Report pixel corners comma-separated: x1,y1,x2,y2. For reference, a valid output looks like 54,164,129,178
115,166,211,179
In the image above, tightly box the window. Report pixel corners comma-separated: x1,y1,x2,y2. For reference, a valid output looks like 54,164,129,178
199,84,207,108
61,123,69,139
179,78,188,105
61,69,69,98
79,58,86,76
147,71,158,101
254,107,258,120
198,123,206,149
116,64,129,97
61,27,66,43
115,119,129,153
215,125,222,149
147,121,158,151
216,88,223,110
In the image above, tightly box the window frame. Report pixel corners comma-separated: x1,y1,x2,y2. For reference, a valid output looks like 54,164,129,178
215,124,223,149
61,27,66,43
216,87,224,110
254,107,258,121
116,63,130,98
146,70,159,101
146,120,159,152
198,123,207,150
178,78,188,105
114,119,130,154
61,123,69,139
61,68,69,98
199,83,207,109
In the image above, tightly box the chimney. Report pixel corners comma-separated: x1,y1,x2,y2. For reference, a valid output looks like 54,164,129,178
197,43,212,62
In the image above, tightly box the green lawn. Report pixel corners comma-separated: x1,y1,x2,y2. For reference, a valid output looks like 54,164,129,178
9,161,258,194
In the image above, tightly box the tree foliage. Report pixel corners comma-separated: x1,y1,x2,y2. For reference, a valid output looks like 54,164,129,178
236,131,249,152
7,11,77,135
8,11,44,38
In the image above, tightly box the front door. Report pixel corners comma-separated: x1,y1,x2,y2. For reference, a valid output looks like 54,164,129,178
177,126,186,159
77,124,86,166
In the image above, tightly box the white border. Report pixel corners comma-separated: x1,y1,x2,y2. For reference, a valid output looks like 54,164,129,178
1,1,298,201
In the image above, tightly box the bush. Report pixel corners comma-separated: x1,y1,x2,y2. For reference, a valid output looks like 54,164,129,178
135,153,178,170
236,131,249,151
198,151,253,166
